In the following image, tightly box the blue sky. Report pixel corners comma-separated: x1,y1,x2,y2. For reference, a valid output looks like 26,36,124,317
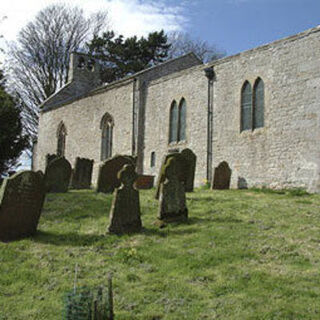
175,0,320,55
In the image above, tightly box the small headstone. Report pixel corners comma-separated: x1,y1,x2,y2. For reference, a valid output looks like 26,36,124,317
108,164,142,234
181,148,197,192
70,157,94,189
97,155,136,193
45,157,72,192
135,175,155,189
212,161,232,189
46,153,58,169
0,171,45,241
158,157,188,222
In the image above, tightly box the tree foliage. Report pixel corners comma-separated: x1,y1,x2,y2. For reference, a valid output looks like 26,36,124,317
0,71,28,176
167,31,225,63
6,4,108,139
87,30,171,83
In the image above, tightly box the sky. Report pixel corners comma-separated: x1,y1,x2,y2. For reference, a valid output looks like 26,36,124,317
1,0,320,58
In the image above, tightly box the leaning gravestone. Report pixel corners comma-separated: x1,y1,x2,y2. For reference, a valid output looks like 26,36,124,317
45,157,72,192
212,161,232,189
155,150,195,199
180,148,197,192
97,154,136,193
158,157,188,222
108,164,142,234
0,171,45,241
70,157,94,189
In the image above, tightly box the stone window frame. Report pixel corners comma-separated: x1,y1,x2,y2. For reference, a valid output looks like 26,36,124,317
240,78,265,132
100,112,114,161
56,121,67,157
168,97,187,144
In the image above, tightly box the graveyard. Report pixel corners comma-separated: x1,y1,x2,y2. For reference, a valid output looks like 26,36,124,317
1,186,320,319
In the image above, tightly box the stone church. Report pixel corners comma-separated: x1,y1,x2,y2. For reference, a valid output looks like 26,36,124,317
34,26,320,192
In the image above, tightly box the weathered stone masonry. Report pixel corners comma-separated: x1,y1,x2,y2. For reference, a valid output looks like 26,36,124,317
35,26,320,192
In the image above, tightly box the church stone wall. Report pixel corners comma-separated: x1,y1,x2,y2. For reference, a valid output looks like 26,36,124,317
209,27,320,191
36,80,134,184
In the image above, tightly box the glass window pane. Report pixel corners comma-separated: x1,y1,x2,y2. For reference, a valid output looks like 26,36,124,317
169,102,178,142
179,99,186,141
254,79,264,129
241,82,252,131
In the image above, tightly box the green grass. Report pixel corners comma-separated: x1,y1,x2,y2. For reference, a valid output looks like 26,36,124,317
1,188,320,319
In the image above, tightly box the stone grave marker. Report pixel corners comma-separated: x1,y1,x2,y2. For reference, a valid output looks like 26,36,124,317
0,171,46,241
181,148,197,192
45,153,58,169
158,157,188,222
97,154,136,193
108,164,142,234
45,157,72,192
212,161,232,189
70,157,94,189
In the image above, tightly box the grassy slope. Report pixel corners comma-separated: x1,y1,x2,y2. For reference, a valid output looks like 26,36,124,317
0,188,320,319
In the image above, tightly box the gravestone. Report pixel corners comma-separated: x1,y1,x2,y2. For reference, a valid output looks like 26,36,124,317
46,153,58,169
212,161,232,189
108,164,142,234
158,157,188,222
70,157,94,189
155,150,195,199
0,171,46,241
45,157,72,192
97,155,136,193
181,148,197,192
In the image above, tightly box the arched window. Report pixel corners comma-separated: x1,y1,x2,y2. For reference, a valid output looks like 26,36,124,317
241,81,252,132
57,122,66,157
100,113,114,161
150,151,156,168
169,101,178,143
178,98,186,141
253,78,264,129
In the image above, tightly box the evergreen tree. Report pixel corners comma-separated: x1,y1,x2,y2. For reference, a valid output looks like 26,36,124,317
87,30,171,83
0,71,28,176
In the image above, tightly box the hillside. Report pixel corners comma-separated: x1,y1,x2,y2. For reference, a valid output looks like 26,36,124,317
0,188,320,319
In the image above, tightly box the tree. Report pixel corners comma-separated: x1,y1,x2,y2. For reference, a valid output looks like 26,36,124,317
0,70,28,176
6,4,108,140
87,30,171,83
167,31,225,63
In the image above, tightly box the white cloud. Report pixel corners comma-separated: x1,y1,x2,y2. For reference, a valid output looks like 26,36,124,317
0,0,187,44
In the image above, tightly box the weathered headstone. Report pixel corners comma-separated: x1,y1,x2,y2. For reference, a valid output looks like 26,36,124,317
181,148,197,192
135,175,155,189
70,157,94,189
158,157,188,222
0,171,46,241
108,164,142,234
155,150,194,199
45,157,72,192
46,153,58,169
97,154,136,193
212,161,232,189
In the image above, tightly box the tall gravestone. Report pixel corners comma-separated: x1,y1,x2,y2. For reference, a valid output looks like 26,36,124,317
181,148,197,192
108,164,142,234
45,157,72,192
212,161,232,190
70,157,94,189
155,149,196,199
97,155,136,193
0,171,46,241
158,157,188,222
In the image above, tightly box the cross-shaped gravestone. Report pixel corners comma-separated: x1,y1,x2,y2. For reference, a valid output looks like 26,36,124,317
108,164,142,234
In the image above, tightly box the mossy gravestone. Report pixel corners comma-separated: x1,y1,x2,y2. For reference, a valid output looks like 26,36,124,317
212,161,232,190
97,155,136,193
45,157,72,192
0,171,45,241
155,148,196,199
45,153,58,169
108,164,142,234
70,157,94,189
158,157,188,222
